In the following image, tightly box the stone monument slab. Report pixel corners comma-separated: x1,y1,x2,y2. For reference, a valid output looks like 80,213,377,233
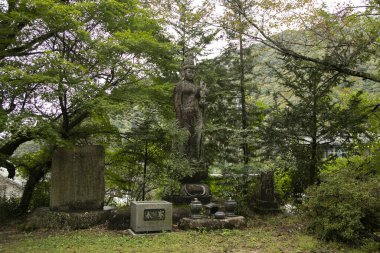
50,145,105,211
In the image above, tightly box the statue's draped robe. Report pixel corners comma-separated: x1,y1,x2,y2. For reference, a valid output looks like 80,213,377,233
174,79,203,161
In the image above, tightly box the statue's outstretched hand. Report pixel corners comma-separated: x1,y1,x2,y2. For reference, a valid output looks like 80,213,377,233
199,81,207,106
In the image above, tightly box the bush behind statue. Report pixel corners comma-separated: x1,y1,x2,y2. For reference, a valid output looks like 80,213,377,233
302,153,380,244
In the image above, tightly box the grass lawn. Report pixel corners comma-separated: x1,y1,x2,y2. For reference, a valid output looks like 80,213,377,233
0,214,378,253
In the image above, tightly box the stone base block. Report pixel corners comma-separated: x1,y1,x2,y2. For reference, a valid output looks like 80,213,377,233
178,216,246,230
23,206,135,231
24,207,111,230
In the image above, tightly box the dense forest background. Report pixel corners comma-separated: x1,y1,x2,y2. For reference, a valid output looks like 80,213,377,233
0,0,379,243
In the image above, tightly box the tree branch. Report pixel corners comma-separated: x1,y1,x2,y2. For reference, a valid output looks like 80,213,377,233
0,31,56,60
232,4,380,83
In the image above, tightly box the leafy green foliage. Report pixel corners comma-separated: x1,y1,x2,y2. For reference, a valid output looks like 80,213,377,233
302,146,380,243
0,0,177,212
152,0,218,59
104,105,193,202
197,46,265,166
28,180,49,210
273,165,294,202
196,47,269,212
209,172,256,215
263,58,378,193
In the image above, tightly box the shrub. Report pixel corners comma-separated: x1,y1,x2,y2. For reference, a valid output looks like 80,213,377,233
0,196,19,223
302,152,380,243
274,168,292,203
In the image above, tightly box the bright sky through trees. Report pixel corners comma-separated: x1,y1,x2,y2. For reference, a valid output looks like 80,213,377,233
193,0,367,59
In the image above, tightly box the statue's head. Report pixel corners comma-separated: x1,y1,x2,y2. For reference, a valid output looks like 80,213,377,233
183,54,195,81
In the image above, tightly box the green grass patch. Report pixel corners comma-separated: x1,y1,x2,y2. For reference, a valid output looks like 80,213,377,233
0,215,378,253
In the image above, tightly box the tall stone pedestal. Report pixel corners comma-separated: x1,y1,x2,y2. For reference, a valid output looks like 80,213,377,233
253,171,280,213
50,145,105,211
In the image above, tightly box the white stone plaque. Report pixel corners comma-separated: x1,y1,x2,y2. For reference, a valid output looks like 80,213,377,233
130,201,172,232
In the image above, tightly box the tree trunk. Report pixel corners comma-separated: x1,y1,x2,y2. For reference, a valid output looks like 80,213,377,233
310,137,318,186
239,22,249,166
142,141,148,201
16,167,46,215
310,85,318,185
238,13,251,202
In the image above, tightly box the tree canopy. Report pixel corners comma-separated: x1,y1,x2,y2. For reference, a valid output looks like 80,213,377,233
0,0,176,213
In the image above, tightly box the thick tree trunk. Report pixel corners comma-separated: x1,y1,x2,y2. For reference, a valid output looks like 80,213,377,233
16,167,46,215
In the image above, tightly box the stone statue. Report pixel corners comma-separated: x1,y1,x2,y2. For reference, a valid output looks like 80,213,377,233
174,55,206,163
167,54,211,204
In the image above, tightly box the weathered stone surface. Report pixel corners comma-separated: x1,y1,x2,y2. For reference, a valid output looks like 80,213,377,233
253,171,280,213
174,55,205,165
174,54,209,186
130,201,172,233
204,203,220,216
174,183,212,205
50,145,105,211
178,216,246,230
24,207,110,230
23,206,134,231
179,184,210,196
256,171,276,202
